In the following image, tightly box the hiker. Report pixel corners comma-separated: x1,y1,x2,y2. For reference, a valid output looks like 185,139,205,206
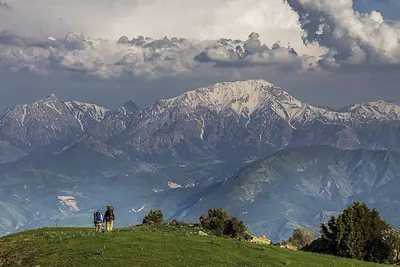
104,205,115,231
93,209,103,232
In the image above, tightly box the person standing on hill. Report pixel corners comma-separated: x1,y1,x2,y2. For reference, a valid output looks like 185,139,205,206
104,205,115,231
93,210,103,232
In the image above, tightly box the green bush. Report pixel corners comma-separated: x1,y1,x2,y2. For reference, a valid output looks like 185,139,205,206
199,208,229,236
302,238,332,254
199,208,250,239
288,227,313,248
223,217,248,239
143,209,164,224
170,219,186,227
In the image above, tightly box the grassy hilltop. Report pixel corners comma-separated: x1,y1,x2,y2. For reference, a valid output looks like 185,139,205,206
0,224,383,267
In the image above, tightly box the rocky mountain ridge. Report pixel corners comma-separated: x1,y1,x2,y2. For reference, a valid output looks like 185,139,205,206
1,79,400,163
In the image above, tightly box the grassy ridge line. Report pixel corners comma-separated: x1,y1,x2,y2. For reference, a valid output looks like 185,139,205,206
0,225,383,267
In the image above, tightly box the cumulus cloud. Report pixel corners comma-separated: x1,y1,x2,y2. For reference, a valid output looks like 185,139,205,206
0,0,322,56
194,32,316,71
0,31,314,79
0,0,399,111
285,0,400,68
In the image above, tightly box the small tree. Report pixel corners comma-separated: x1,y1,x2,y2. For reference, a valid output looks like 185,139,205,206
319,202,392,263
199,208,229,236
143,209,164,224
288,227,313,248
199,208,252,239
223,217,248,239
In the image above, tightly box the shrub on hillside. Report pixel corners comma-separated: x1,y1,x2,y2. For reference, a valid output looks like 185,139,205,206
223,217,250,239
199,208,250,239
199,208,229,236
310,201,397,264
287,227,313,248
143,209,164,224
170,219,186,227
302,238,332,254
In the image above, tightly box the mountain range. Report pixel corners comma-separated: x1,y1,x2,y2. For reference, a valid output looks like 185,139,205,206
1,79,400,164
1,79,400,241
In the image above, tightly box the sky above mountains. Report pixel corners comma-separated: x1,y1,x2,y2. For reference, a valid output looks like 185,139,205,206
0,0,399,111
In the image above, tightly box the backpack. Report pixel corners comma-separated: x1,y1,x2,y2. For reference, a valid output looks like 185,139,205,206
107,206,115,220
94,211,102,223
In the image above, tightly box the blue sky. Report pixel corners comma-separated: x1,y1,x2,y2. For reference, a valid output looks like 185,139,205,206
354,0,400,20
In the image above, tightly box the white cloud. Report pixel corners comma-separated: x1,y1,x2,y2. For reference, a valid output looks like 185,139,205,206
286,0,400,67
0,0,321,55
0,31,314,79
0,0,399,110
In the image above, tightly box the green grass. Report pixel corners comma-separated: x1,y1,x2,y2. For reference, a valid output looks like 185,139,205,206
0,224,384,267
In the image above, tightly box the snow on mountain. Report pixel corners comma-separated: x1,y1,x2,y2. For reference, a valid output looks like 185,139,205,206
111,79,400,160
86,100,141,142
1,79,400,164
0,94,118,163
142,78,398,129
0,93,109,135
345,100,400,120
0,93,81,146
65,100,109,131
153,80,397,125
58,196,79,213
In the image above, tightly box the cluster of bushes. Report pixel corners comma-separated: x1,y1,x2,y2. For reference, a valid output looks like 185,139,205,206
199,208,251,240
303,202,400,264
141,208,251,240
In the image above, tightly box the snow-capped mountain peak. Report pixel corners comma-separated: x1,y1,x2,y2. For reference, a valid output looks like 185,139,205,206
159,79,300,116
147,79,400,129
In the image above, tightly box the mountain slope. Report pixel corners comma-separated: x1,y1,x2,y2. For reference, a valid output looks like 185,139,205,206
0,137,243,236
171,146,400,241
87,100,141,141
64,100,109,132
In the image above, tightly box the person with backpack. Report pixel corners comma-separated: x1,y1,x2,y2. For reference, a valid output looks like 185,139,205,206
104,205,115,231
93,209,103,232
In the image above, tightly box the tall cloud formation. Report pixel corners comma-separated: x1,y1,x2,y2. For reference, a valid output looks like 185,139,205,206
0,0,399,80
0,0,312,54
285,0,400,68
0,31,314,79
